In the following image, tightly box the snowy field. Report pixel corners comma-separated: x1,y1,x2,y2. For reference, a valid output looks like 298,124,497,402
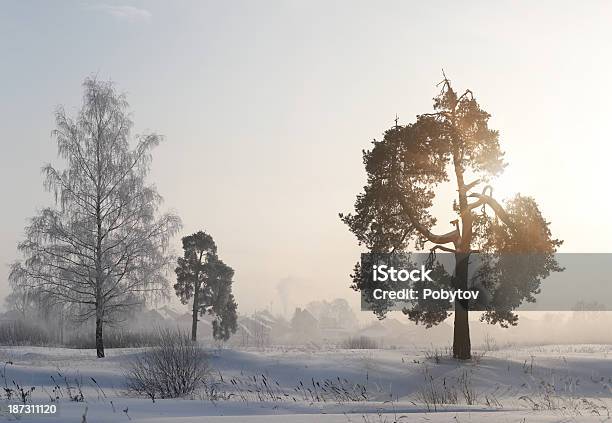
1,344,612,422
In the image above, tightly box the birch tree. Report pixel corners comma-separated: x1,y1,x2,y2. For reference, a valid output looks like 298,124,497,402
10,78,182,357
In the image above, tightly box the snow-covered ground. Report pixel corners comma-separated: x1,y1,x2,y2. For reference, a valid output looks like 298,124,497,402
1,344,612,422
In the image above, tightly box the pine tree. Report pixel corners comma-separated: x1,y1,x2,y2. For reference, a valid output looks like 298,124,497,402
174,231,238,341
340,76,562,359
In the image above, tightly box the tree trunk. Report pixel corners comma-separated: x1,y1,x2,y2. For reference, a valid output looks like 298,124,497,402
191,286,199,342
191,309,198,342
94,276,105,358
452,252,471,359
95,313,104,358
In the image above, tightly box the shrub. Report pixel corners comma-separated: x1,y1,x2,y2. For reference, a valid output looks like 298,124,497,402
125,329,209,400
416,368,479,411
340,336,378,349
424,346,450,364
417,373,458,411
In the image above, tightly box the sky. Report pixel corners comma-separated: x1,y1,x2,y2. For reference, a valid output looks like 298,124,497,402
1,1,611,317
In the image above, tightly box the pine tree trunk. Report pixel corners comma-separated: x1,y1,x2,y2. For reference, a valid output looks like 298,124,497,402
191,310,198,342
191,287,199,342
95,313,104,358
452,252,471,359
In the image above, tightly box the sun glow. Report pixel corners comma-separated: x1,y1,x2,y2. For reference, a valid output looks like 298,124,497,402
488,172,523,204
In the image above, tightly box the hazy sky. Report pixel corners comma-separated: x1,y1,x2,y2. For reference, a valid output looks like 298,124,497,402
1,1,611,316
